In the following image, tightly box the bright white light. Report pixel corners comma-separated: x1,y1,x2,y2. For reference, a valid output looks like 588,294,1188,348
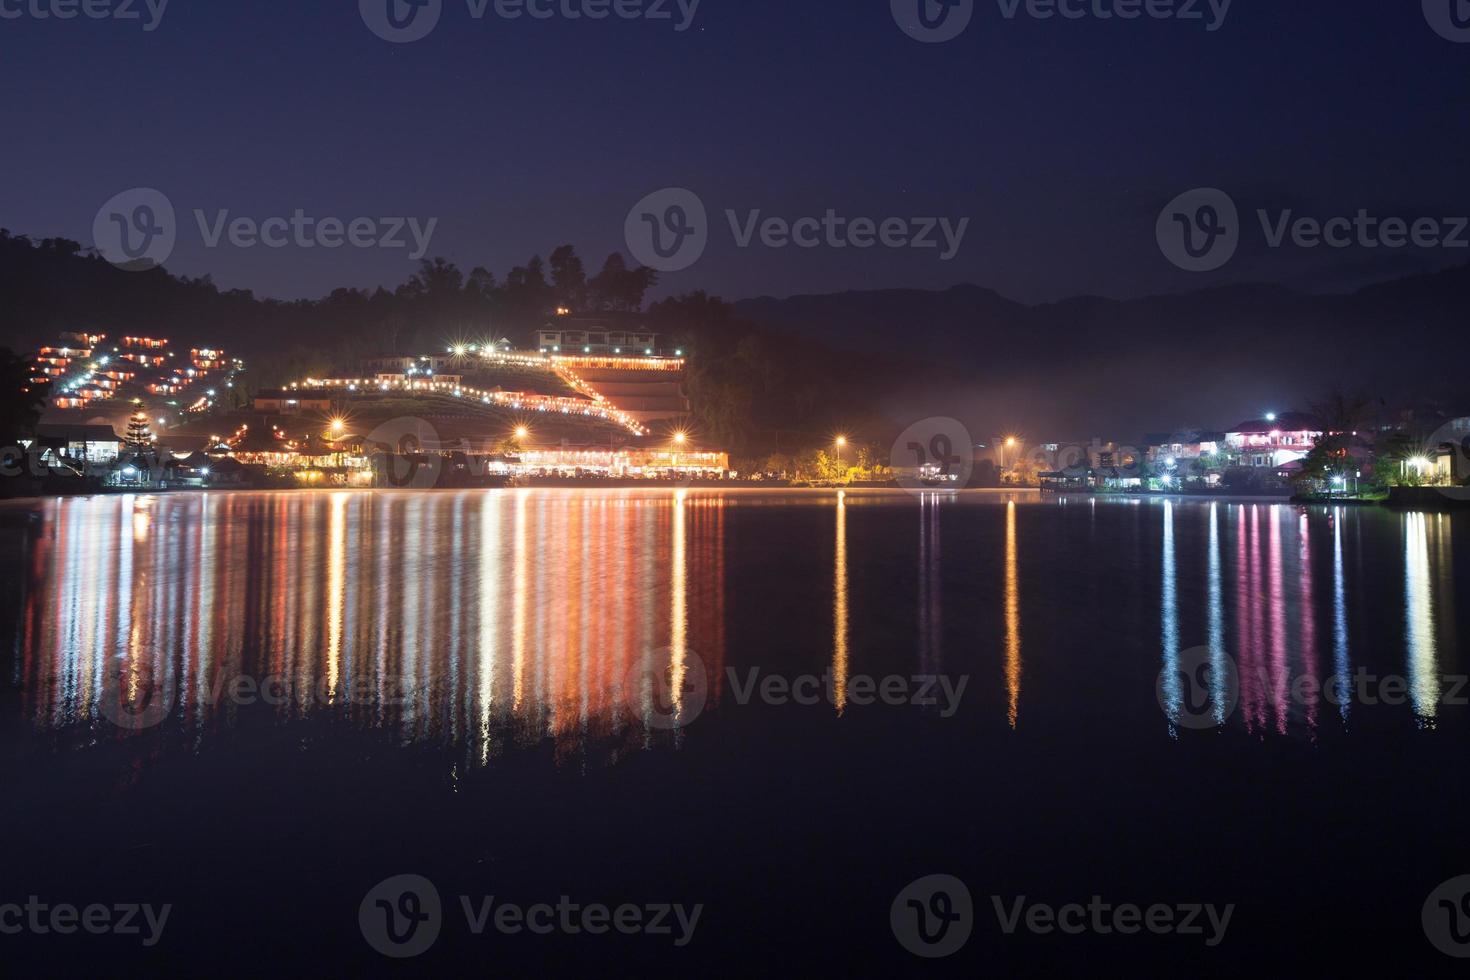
1266,412,1278,422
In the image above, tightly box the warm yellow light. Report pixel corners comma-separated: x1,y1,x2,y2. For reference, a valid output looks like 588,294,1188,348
835,435,848,448
1006,436,1018,448
673,432,688,445
330,419,345,434
514,426,530,441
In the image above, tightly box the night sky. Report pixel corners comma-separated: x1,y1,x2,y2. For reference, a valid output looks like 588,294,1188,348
1,0,1466,304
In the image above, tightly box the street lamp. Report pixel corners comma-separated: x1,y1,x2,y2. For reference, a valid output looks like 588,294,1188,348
670,431,689,479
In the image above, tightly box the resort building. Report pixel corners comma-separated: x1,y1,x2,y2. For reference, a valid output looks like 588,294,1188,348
1224,413,1324,468
32,423,123,465
251,389,334,414
536,314,668,356
516,447,730,478
34,333,241,414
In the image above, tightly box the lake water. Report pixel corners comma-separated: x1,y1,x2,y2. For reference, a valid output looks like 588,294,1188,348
1,489,1466,973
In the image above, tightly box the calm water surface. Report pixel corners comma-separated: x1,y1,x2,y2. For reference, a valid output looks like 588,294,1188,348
1,489,1466,974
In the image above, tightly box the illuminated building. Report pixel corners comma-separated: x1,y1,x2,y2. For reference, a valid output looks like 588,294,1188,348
536,313,667,356
251,389,335,414
1224,413,1324,468
516,447,730,477
34,333,240,413
32,423,123,464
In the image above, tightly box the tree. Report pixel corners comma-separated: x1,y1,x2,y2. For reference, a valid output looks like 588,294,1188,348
125,411,152,450
1307,387,1374,433
548,245,586,312
465,266,498,300
0,347,47,442
588,253,658,311
411,257,465,297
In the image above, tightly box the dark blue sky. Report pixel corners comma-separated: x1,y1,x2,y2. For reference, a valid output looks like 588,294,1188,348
1,0,1466,303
